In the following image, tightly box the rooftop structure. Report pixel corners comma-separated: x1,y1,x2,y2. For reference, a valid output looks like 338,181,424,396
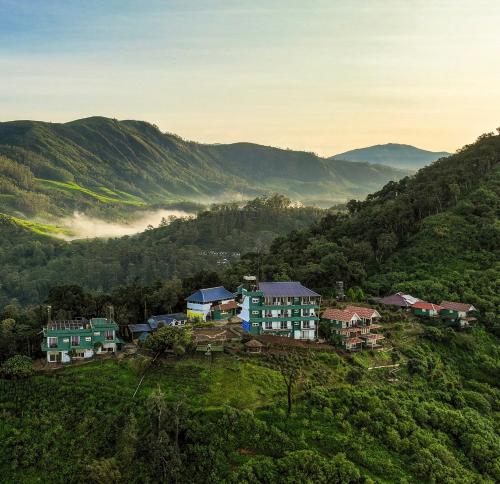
379,292,420,308
186,286,235,303
258,281,320,298
440,301,477,313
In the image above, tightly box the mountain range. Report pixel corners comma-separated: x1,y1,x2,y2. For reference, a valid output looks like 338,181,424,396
331,143,451,169
0,116,410,220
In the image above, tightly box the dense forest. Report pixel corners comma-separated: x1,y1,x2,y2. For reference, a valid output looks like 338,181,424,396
0,195,324,305
234,131,500,323
0,116,409,219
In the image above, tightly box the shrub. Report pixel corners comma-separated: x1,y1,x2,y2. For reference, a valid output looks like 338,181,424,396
1,355,34,379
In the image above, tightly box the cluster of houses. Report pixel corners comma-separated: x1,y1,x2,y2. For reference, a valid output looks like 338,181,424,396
40,282,478,363
379,292,478,328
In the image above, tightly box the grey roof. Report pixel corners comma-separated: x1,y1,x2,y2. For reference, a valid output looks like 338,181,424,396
379,293,420,307
258,282,320,297
186,286,235,303
128,323,151,333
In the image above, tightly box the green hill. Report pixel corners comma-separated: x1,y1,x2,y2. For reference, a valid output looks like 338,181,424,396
0,117,409,219
247,132,499,319
331,143,451,169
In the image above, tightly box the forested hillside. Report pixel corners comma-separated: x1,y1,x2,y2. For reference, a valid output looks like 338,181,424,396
240,131,500,321
0,117,408,218
0,132,499,484
0,195,324,305
331,143,450,169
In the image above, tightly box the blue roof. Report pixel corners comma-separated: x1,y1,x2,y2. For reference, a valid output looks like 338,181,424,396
128,323,152,333
258,282,320,297
137,332,150,341
148,313,188,328
186,286,235,303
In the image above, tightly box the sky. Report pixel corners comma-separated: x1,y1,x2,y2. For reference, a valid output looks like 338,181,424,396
1,0,499,155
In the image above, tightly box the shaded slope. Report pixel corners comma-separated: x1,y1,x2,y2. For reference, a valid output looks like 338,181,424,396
0,117,408,218
331,143,451,169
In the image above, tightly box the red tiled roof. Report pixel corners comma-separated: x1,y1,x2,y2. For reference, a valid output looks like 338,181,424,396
322,308,360,322
212,301,238,311
440,301,476,312
345,305,381,319
412,301,443,311
346,337,363,344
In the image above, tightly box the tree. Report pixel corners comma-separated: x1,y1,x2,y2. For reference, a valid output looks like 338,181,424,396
1,355,34,379
376,232,398,263
145,388,187,482
266,351,308,416
144,326,192,356
87,457,121,484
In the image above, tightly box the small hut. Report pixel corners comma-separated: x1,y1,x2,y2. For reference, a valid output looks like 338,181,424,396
245,339,264,354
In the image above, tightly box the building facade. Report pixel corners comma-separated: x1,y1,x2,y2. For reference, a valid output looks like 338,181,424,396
42,318,120,363
186,286,236,321
238,281,321,340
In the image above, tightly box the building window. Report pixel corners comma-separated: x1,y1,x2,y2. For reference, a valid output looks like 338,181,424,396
264,322,272,330
252,298,260,304
105,330,114,341
71,335,80,346
280,321,287,329
75,351,85,358
49,353,58,362
252,311,260,315
265,311,272,317
48,337,58,348
302,321,311,329
252,323,260,327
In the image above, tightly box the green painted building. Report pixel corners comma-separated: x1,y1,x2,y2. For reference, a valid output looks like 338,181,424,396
439,301,478,327
42,318,120,363
238,280,321,340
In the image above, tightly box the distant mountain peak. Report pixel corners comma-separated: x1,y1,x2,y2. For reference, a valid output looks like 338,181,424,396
330,143,451,169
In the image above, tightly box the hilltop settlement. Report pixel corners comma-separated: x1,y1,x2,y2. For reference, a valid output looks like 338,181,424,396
41,277,478,364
